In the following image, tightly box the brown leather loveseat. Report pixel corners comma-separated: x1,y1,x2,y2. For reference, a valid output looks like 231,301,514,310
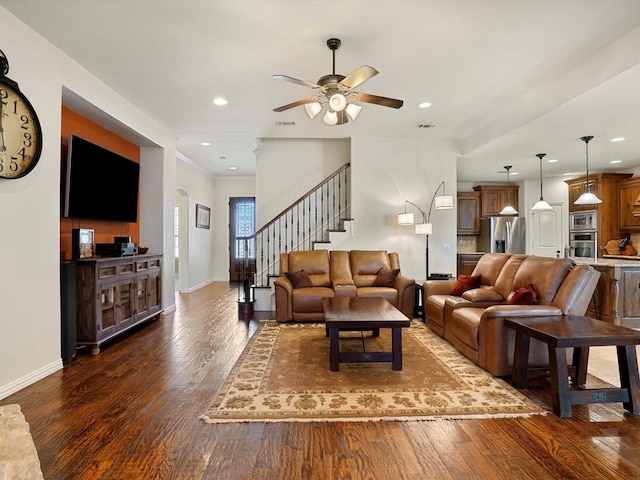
424,253,600,376
275,250,415,322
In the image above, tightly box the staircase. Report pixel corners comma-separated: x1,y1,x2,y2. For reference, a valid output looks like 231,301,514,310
249,163,352,311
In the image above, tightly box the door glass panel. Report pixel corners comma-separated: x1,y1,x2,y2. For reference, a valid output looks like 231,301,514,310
101,286,116,329
235,200,255,259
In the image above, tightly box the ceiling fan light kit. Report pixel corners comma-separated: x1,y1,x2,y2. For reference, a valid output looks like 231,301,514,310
574,135,603,205
273,38,403,126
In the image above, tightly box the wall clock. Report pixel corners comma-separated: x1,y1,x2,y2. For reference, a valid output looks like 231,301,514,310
0,49,43,179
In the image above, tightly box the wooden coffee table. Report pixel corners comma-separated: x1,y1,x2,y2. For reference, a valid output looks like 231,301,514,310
322,297,411,371
504,315,640,418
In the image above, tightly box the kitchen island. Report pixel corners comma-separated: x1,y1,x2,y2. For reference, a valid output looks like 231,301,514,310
571,257,640,329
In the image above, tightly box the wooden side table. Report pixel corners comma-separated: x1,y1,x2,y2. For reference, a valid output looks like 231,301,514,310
504,315,640,418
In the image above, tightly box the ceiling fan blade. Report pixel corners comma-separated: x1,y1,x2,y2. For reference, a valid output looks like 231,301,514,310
353,92,404,109
273,75,321,90
273,97,318,112
339,65,379,90
335,110,348,125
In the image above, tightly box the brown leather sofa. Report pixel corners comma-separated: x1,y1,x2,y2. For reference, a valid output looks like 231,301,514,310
275,250,415,322
424,253,601,376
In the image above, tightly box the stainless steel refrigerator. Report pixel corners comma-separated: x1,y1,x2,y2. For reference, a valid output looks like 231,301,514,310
477,217,526,254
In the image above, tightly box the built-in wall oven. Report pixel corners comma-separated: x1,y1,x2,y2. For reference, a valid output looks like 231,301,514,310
570,231,597,258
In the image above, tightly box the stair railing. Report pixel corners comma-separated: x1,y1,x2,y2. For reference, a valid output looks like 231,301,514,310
249,163,351,287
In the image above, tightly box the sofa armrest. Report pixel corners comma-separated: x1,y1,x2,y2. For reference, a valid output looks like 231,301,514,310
477,305,563,375
395,275,416,318
274,277,294,322
424,279,455,297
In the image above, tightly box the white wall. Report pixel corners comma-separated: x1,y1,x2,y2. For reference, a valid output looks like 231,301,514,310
212,176,256,281
254,136,458,281
175,158,218,290
255,138,349,227
0,7,176,398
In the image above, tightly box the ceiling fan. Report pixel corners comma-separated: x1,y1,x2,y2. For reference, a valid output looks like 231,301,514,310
272,38,404,126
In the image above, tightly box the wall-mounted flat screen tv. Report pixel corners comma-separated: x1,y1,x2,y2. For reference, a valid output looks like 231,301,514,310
64,134,140,223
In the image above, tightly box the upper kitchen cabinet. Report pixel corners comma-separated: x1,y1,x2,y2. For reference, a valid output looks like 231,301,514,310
473,185,519,218
565,173,631,213
457,191,481,235
619,176,640,232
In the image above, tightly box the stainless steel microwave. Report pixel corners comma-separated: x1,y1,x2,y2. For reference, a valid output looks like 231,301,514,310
570,210,597,231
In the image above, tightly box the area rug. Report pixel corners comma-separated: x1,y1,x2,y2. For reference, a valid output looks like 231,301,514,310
0,404,44,480
200,320,547,423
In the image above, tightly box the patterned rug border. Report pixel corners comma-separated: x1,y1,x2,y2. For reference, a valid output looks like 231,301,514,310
200,320,548,424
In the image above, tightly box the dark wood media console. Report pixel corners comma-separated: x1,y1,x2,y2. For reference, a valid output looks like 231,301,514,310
73,254,162,354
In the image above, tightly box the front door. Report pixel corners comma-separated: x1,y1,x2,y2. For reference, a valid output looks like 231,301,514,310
229,197,256,282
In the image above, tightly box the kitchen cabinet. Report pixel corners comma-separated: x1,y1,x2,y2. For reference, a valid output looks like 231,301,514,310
74,254,162,354
457,191,481,235
473,185,519,217
618,176,640,232
457,253,483,276
565,173,632,257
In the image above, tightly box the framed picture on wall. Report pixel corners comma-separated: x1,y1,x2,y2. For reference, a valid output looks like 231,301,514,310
196,204,211,229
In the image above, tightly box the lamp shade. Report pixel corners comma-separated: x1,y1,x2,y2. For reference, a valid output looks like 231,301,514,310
434,195,454,209
304,102,322,119
346,103,362,121
574,191,603,205
329,93,347,112
499,205,518,215
397,212,414,225
415,223,432,235
322,110,338,126
531,199,553,211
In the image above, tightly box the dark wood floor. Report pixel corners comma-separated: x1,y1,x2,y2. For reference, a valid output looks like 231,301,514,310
4,282,640,479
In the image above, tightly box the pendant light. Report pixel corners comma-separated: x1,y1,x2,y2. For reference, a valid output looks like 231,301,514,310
574,136,602,205
499,165,518,215
531,153,553,211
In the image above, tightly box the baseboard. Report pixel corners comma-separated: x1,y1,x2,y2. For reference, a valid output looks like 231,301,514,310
0,359,63,400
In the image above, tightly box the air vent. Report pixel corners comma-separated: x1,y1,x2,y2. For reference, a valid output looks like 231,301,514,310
416,124,436,129
276,121,296,126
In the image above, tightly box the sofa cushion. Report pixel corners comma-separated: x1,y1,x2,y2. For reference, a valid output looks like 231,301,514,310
288,250,331,287
512,257,573,305
450,275,480,296
350,250,391,287
373,267,400,287
507,283,537,305
356,286,398,307
285,270,313,289
471,253,511,287
291,287,335,313
493,255,527,299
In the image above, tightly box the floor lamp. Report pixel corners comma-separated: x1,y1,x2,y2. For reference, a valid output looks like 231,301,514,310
398,181,454,279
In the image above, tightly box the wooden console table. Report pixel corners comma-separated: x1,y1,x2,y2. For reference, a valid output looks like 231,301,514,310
504,315,640,418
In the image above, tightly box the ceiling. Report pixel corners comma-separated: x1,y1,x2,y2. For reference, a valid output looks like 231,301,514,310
3,0,640,183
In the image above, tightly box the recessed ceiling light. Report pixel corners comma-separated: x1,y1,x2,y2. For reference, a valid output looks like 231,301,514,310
548,159,558,163
201,142,211,146
213,97,228,106
418,102,432,109
610,160,622,164
611,137,625,142
229,166,237,170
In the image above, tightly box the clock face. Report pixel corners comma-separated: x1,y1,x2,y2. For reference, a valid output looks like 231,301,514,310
0,80,43,179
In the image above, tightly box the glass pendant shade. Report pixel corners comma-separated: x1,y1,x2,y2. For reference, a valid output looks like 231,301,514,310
574,136,602,205
322,110,338,126
329,93,347,112
346,103,362,120
304,102,322,119
397,212,414,225
531,199,553,211
531,153,553,211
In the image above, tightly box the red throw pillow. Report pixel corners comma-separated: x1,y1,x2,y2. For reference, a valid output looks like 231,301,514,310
373,268,400,287
507,283,538,305
450,275,480,296
285,270,314,289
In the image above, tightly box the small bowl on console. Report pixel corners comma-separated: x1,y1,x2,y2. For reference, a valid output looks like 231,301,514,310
137,247,149,254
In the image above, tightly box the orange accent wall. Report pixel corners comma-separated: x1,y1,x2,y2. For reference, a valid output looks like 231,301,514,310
60,106,141,259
